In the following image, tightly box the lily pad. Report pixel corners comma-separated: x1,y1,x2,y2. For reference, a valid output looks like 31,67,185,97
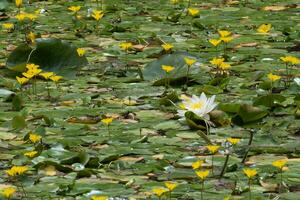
143,52,201,85
6,38,88,78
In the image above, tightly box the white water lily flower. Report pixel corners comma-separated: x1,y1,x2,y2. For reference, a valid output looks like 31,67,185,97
294,77,300,86
177,92,218,120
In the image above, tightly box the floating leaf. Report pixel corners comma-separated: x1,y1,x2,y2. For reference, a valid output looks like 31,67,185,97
6,38,88,78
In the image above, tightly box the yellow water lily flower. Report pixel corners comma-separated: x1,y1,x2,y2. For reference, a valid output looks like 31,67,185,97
192,160,203,170
195,170,210,180
6,166,28,176
77,48,86,57
220,36,233,43
210,57,225,67
119,42,133,51
162,65,175,73
16,76,29,85
280,56,300,65
272,159,287,170
40,72,55,80
2,23,14,30
152,187,168,197
50,75,63,82
28,31,36,43
68,6,81,13
257,23,271,34
218,30,231,37
15,0,22,8
188,8,200,17
26,63,40,71
91,196,108,200
164,181,178,191
206,145,220,154
92,10,104,21
161,43,174,51
29,133,41,143
101,117,113,126
23,68,42,78
1,187,16,198
219,62,231,70
209,39,221,47
243,168,258,179
267,73,281,82
15,13,26,21
226,137,241,145
184,57,197,66
24,151,38,158
26,13,38,21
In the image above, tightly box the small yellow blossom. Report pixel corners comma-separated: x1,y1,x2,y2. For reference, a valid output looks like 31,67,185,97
27,31,36,43
226,138,241,145
26,63,40,71
162,65,175,73
188,8,200,17
15,0,22,8
68,6,81,13
257,23,272,34
77,48,86,57
243,168,258,179
29,133,41,143
92,10,104,21
206,145,220,154
210,57,224,67
15,13,26,21
224,195,230,200
218,30,231,38
192,160,203,170
24,151,38,158
164,181,178,191
152,187,168,197
280,56,300,65
119,42,133,51
26,13,38,21
16,76,29,85
219,62,231,70
195,170,210,180
101,117,113,126
267,73,281,82
161,43,174,51
6,166,28,176
209,39,221,47
184,57,197,67
91,196,108,200
1,187,16,198
272,159,287,170
50,75,63,82
40,72,55,80
2,23,14,30
220,36,233,43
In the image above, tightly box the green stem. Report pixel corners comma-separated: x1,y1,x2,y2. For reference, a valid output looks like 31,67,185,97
211,155,214,176
241,130,254,163
279,170,283,193
201,180,204,200
46,80,50,98
219,153,230,178
248,179,251,200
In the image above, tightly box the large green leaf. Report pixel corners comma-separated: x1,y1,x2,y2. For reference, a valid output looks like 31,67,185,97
6,38,88,78
236,104,268,124
143,52,201,85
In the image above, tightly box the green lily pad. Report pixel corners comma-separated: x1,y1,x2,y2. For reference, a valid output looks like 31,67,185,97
143,52,201,85
6,38,88,78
